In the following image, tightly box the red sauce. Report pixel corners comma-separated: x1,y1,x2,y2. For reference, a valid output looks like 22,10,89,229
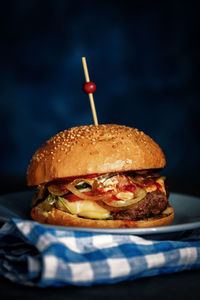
122,184,136,193
155,182,162,190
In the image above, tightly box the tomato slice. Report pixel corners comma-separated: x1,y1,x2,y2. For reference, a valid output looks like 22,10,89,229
64,191,94,202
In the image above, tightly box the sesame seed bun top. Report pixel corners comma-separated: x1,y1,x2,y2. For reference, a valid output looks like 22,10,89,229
27,124,166,186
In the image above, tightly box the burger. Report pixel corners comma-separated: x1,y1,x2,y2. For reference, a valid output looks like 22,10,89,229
27,124,174,228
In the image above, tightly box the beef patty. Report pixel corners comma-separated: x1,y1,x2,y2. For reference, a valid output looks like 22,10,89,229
112,190,168,221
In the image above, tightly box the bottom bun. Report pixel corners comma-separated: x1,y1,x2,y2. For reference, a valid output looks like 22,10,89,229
31,205,174,228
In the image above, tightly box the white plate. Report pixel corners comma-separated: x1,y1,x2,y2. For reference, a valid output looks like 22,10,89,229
0,191,200,237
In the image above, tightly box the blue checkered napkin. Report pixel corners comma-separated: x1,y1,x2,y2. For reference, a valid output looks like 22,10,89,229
0,219,200,287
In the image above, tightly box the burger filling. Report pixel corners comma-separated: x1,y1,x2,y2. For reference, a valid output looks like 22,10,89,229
32,171,168,221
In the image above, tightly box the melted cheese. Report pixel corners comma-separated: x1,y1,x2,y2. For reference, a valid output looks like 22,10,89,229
116,192,134,200
156,178,166,194
62,199,110,219
145,185,157,193
143,178,166,194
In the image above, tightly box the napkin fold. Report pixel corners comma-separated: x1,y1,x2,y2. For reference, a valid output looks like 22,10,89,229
0,219,200,287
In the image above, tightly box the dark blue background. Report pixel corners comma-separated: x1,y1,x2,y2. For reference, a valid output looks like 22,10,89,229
1,0,200,180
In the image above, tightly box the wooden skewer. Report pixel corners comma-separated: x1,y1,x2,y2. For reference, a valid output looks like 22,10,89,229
88,93,98,126
82,57,90,82
82,57,98,126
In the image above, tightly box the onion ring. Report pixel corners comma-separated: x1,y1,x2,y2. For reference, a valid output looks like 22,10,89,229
102,189,146,207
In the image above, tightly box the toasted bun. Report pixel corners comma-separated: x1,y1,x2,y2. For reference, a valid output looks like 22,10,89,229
27,124,165,186
31,205,174,228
